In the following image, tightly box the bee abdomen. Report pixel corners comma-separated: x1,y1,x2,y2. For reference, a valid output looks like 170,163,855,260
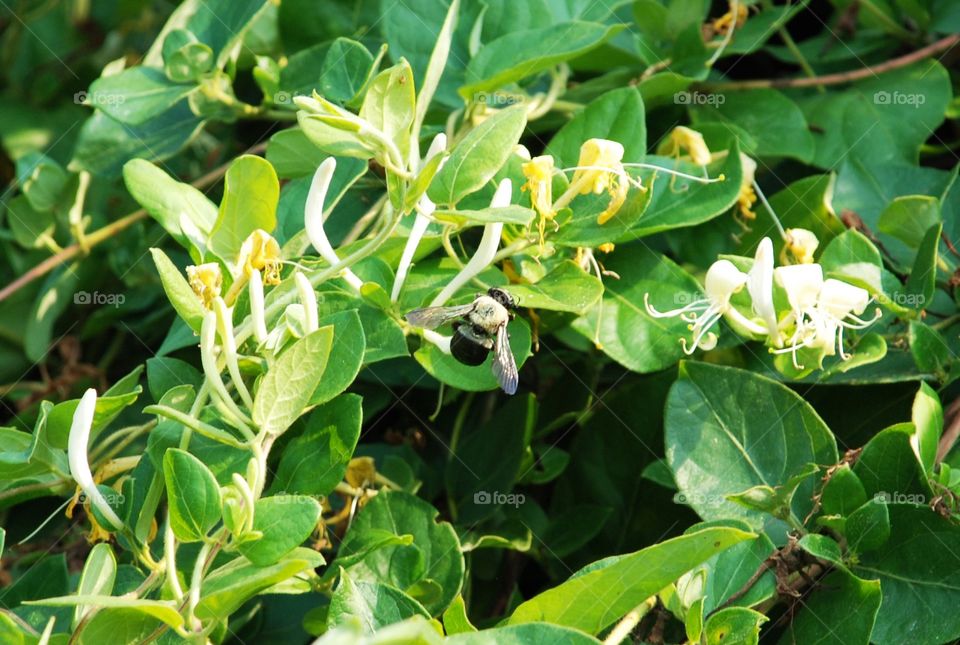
450,324,492,366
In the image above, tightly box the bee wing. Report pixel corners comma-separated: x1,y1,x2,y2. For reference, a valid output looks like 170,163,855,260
405,304,474,330
492,323,518,395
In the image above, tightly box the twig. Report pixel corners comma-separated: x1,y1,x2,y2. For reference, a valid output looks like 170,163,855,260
603,596,657,645
0,142,268,304
936,398,960,463
700,34,960,91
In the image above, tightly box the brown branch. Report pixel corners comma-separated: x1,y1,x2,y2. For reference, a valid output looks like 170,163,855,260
936,398,960,463
0,141,269,304
700,34,960,91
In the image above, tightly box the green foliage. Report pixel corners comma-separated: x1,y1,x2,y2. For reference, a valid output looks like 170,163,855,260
3,1,960,643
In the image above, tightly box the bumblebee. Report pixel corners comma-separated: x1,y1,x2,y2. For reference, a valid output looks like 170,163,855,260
405,287,519,395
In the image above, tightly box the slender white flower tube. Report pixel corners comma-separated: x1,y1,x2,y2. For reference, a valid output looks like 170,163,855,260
201,310,251,426
430,178,512,307
295,271,319,333
213,298,254,411
68,389,124,530
248,268,268,343
305,157,364,291
391,133,448,303
748,237,779,345
422,329,452,354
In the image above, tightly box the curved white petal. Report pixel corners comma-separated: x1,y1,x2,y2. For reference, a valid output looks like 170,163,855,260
305,157,363,290
249,269,268,343
748,237,778,343
429,179,512,307
68,389,124,530
295,272,319,333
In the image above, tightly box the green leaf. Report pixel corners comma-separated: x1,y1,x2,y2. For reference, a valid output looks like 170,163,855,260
507,261,603,314
911,382,942,477
16,152,68,213
448,623,601,644
442,596,476,635
819,229,884,296
308,311,366,406
461,22,623,98
820,464,868,517
6,194,56,249
360,60,416,161
902,222,941,310
909,321,953,379
24,263,82,362
508,525,755,634
665,362,837,536
339,490,464,615
846,498,891,553
446,395,535,523
428,105,527,205
73,543,117,629
197,548,324,621
854,505,960,645
124,160,218,246
877,195,942,249
796,534,845,569
237,495,322,565
88,67,196,125
853,424,932,501
691,88,814,162
208,155,280,263
703,607,767,645
163,448,222,542
150,248,205,332
328,569,431,633
254,326,334,435
570,245,702,373
28,596,182,630
776,569,881,645
545,87,646,168
271,394,362,497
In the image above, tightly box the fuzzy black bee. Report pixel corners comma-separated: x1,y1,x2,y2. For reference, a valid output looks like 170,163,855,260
405,287,519,394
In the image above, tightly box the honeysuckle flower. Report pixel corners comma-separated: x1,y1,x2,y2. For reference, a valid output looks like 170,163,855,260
748,237,780,346
522,155,557,221
782,228,819,265
238,229,282,285
658,126,712,166
295,271,319,333
213,297,254,410
711,1,748,35
737,154,758,222
430,178,513,307
248,268,268,344
598,242,615,253
306,158,364,291
187,263,222,309
391,133,447,303
422,329,452,354
645,259,763,354
772,277,881,367
565,138,636,225
200,310,251,427
68,389,125,531
775,264,823,324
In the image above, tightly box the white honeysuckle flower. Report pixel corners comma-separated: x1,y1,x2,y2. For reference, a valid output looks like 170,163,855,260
772,274,881,368
429,178,512,307
249,268,268,343
645,259,764,354
68,389,125,531
201,310,250,426
774,264,824,324
295,271,319,333
213,297,254,410
748,237,779,346
391,133,448,303
782,228,819,265
306,157,364,291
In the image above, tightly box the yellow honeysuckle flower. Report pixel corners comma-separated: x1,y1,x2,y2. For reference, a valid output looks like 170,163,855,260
712,2,748,35
568,139,639,225
659,126,712,166
782,228,819,265
186,263,222,309
238,229,282,285
522,155,556,221
598,242,615,253
737,153,758,222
